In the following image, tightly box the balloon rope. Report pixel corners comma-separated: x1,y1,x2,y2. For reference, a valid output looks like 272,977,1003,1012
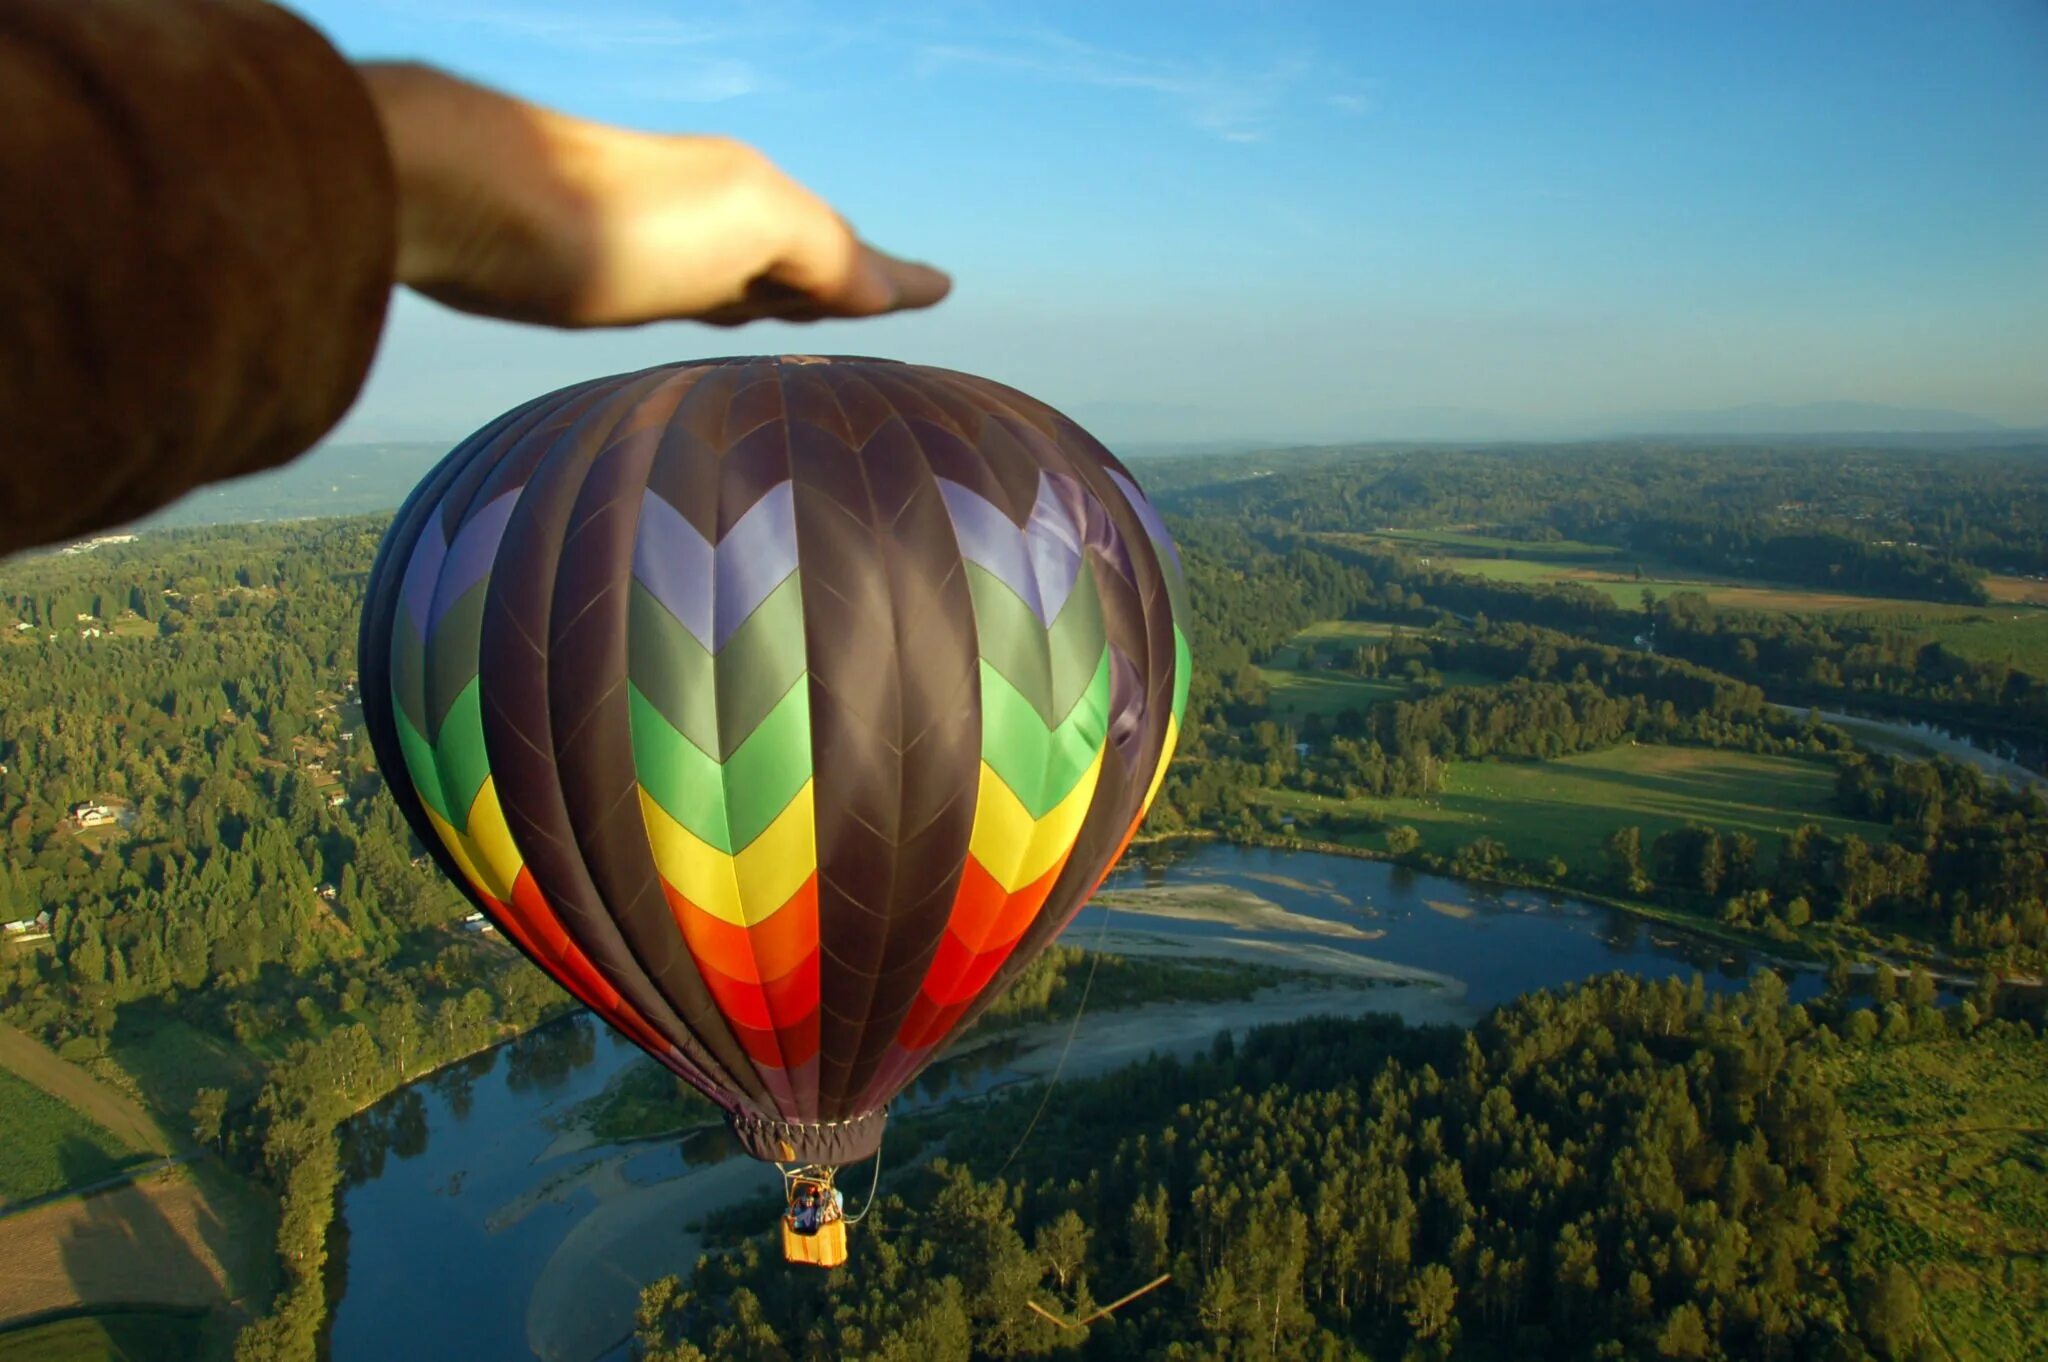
840,1121,886,1226
989,899,1114,1184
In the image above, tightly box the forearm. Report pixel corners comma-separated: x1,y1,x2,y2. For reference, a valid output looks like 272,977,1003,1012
0,0,395,555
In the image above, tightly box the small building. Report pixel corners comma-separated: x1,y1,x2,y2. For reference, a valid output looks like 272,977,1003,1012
68,800,115,828
317,883,339,902
461,912,496,934
326,791,349,808
3,911,53,942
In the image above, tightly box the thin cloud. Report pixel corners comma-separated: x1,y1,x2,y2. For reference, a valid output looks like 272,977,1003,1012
392,1,795,55
614,59,770,103
917,30,1338,143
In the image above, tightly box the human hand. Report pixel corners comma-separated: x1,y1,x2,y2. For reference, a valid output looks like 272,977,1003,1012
358,63,950,329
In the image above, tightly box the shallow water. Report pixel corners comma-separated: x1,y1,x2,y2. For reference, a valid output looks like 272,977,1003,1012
326,846,1816,1362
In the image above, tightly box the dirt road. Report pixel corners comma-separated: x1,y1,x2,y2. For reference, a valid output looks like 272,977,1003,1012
0,1022,171,1157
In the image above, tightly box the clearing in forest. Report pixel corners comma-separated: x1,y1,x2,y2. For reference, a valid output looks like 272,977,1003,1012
1271,745,1885,867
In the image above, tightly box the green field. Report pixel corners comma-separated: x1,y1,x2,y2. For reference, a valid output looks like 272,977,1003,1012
1257,667,1410,717
97,1015,266,1121
0,1311,209,1362
1823,1031,2048,1361
0,1070,145,1206
1379,544,2048,671
1339,528,1622,560
1263,745,1884,869
1288,618,1456,644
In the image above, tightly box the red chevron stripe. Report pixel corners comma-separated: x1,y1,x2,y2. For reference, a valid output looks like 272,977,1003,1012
895,851,1072,1047
659,874,821,1074
728,1006,821,1069
493,869,682,1069
696,948,820,1033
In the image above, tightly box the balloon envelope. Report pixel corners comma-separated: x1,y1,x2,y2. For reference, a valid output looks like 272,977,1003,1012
359,357,1187,1164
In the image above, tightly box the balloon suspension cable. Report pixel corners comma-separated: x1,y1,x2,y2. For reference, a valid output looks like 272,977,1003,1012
839,1119,886,1226
989,899,1114,1184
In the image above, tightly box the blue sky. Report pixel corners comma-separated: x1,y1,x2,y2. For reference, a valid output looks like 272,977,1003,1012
296,0,2048,443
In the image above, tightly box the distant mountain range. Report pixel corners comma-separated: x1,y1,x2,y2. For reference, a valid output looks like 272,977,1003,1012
115,401,2035,531
1082,399,2026,447
1601,401,2007,437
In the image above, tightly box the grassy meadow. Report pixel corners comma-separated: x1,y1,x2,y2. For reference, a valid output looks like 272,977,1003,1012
1262,745,1884,870
0,1070,145,1207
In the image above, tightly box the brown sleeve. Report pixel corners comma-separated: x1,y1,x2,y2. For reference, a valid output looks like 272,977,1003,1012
0,0,395,554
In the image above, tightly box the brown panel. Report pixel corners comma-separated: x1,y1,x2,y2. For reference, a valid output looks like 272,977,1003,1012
788,372,980,1120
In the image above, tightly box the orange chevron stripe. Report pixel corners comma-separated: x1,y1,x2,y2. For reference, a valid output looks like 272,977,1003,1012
661,874,818,983
908,851,1071,1019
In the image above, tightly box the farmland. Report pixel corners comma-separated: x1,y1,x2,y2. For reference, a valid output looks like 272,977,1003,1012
1262,745,1884,869
1320,526,2048,673
0,1071,141,1207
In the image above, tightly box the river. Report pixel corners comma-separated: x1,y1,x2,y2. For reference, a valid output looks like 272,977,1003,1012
324,845,1822,1362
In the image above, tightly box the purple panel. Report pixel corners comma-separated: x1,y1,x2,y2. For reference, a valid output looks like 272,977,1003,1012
711,480,799,651
938,478,1043,620
1024,472,1087,623
398,515,447,642
1106,468,1180,571
632,491,715,647
426,488,522,636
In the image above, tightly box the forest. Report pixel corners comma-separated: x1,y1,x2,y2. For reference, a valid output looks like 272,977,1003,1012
0,438,2042,1361
634,971,2041,1361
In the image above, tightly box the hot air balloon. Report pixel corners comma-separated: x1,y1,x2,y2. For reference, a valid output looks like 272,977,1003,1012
358,356,1187,1266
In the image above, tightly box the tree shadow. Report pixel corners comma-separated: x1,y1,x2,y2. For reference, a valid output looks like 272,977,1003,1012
52,1136,244,1354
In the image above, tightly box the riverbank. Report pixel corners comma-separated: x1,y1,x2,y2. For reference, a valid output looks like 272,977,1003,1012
1091,882,1383,939
519,941,1468,1362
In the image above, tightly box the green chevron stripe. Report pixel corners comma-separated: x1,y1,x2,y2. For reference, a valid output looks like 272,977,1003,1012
964,561,1107,726
978,648,1111,817
627,576,806,758
630,677,811,852
424,582,487,739
391,611,430,742
393,678,490,828
1172,626,1192,722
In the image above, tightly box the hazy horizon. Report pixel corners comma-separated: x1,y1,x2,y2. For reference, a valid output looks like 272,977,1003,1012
297,0,2048,444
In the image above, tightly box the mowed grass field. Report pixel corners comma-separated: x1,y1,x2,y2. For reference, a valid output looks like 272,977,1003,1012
1257,668,1410,717
0,1071,141,1207
1822,1031,2048,1361
1263,745,1883,867
0,1164,276,1339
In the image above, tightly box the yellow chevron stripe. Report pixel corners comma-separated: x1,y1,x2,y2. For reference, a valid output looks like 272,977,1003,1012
422,776,524,905
1139,713,1180,821
968,746,1105,893
639,779,816,926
